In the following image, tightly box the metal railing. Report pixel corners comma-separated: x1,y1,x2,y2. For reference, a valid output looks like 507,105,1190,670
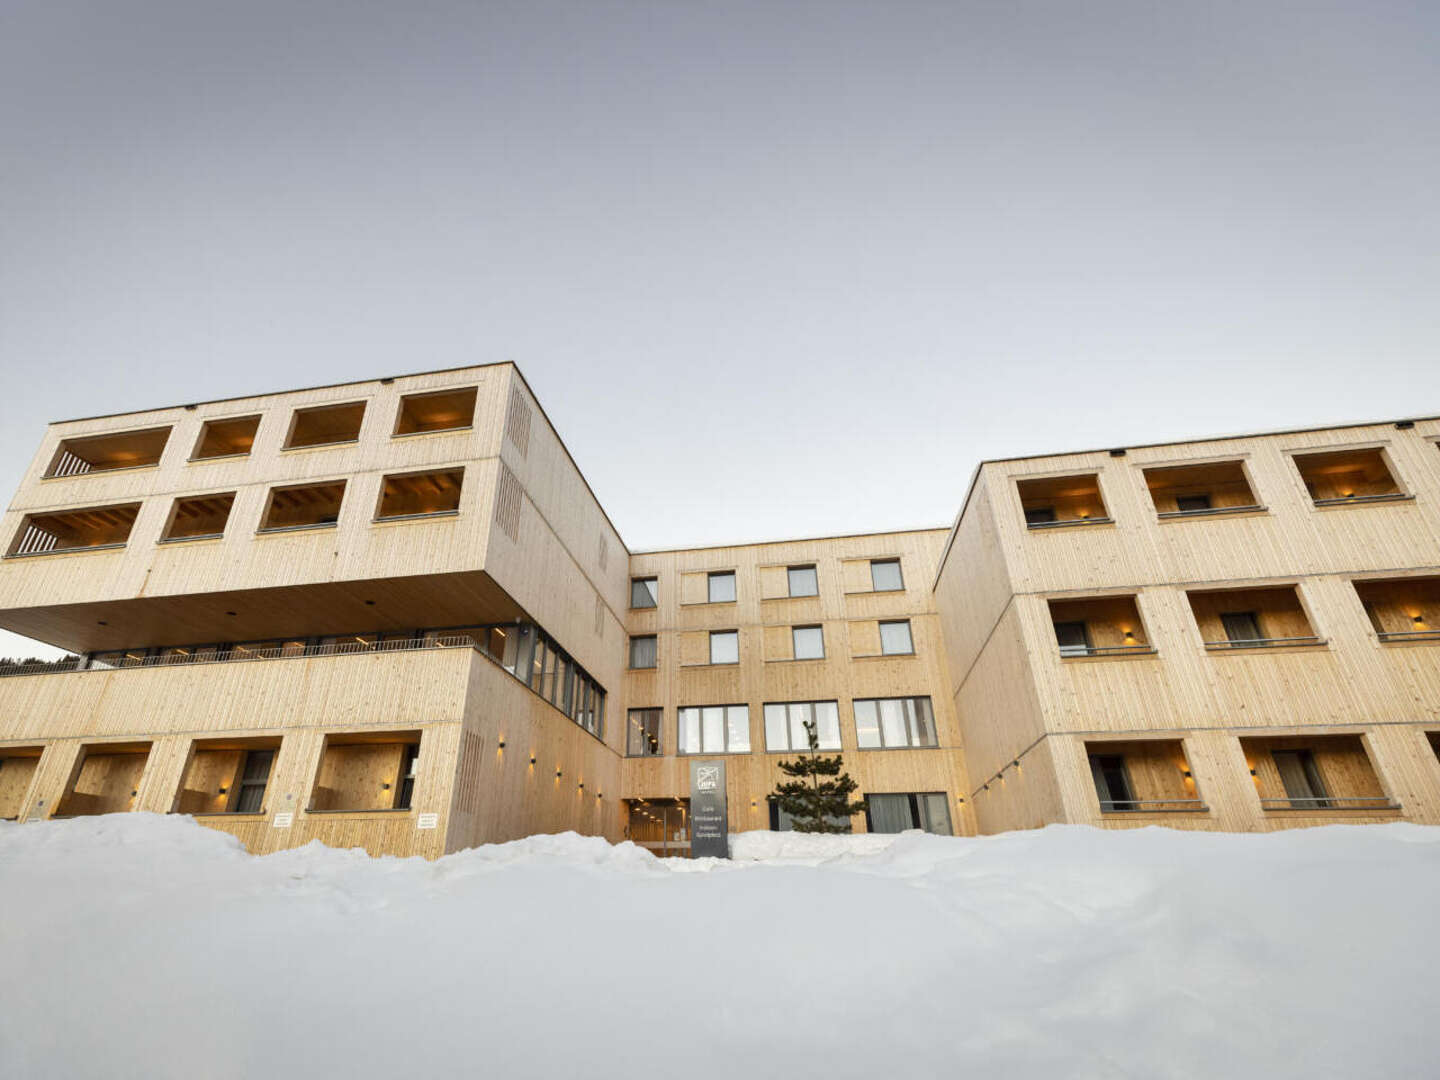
1027,516,1114,530
1157,504,1265,519
1100,799,1208,812
1204,636,1325,650
1377,630,1440,643
1059,644,1157,658
1312,493,1412,507
1260,796,1399,810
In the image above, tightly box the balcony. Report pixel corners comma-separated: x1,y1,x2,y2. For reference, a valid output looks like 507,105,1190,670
191,415,259,460
6,502,141,557
1187,586,1325,651
309,731,420,812
161,493,235,542
1087,740,1207,813
53,742,152,817
45,426,171,478
175,738,279,815
1241,735,1397,812
1048,596,1155,658
1017,474,1112,529
1291,447,1409,507
283,401,366,450
1144,460,1263,519
375,469,464,521
258,481,346,532
1355,576,1440,644
394,387,477,435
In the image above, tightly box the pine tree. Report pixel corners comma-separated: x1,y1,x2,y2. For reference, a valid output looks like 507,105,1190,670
771,718,867,833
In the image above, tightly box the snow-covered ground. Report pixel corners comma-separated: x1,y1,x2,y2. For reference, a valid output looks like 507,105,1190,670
2,816,1437,1079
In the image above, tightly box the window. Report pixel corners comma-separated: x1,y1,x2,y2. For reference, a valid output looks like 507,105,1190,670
627,709,662,756
854,697,937,749
55,743,152,817
162,493,235,541
284,401,366,449
865,793,951,835
1089,754,1137,811
1175,494,1212,513
309,733,420,812
678,705,750,754
395,744,420,810
233,749,275,813
1016,474,1109,527
1054,620,1092,657
376,469,464,519
1024,506,1057,526
629,635,658,669
870,559,903,592
259,481,346,532
708,571,736,603
1292,447,1403,504
394,387,477,435
630,577,658,609
879,620,914,655
1144,460,1259,517
1220,611,1263,646
769,799,852,833
192,415,260,460
792,625,825,660
46,426,171,477
709,630,739,664
1272,750,1329,809
787,565,818,597
764,701,841,752
8,503,142,556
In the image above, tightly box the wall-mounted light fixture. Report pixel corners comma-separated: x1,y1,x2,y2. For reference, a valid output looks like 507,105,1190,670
529,755,536,765
218,786,228,795
555,768,562,779
1181,770,1192,779
1414,615,1426,625
497,739,505,749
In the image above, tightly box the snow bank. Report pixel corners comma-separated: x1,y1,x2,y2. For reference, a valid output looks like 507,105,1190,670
2,816,1438,1079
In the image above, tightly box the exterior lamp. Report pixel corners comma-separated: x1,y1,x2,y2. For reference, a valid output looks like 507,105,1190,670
218,786,228,795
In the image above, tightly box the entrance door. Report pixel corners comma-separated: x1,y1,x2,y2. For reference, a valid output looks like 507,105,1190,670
626,799,690,856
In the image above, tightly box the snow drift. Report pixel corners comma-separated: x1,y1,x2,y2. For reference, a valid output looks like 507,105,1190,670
2,816,1437,1079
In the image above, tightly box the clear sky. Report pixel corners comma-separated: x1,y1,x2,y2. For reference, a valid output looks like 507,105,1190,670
2,0,1438,658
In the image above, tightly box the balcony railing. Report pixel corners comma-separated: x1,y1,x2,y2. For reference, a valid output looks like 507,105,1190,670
1027,516,1114,530
1203,636,1325,651
1156,504,1265,520
1100,798,1208,812
1058,644,1158,658
1260,796,1398,810
1312,493,1413,507
1377,630,1440,644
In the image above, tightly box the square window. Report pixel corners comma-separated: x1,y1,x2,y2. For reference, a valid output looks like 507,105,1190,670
192,416,260,460
870,559,903,592
709,630,739,665
284,402,366,449
879,620,913,655
792,625,824,660
627,708,662,756
708,571,736,604
259,481,346,532
162,493,235,542
678,705,749,754
630,577,658,609
629,635,658,669
787,565,818,597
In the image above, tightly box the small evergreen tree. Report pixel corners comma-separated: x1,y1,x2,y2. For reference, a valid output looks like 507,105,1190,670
771,718,867,833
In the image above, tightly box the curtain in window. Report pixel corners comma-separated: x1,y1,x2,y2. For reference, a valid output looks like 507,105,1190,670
867,794,914,833
916,794,952,835
813,702,841,749
878,699,907,747
630,636,657,668
725,706,750,752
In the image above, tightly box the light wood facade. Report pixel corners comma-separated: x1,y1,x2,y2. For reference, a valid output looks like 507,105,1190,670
1,363,1438,854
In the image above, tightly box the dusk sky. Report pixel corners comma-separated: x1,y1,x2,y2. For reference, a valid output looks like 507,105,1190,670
2,1,1437,656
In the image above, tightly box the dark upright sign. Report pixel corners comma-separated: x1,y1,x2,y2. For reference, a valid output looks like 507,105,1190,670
689,758,729,859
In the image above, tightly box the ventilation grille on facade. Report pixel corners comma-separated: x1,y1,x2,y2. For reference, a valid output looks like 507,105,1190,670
506,386,532,458
594,594,606,638
494,464,523,542
598,534,609,571
454,730,485,815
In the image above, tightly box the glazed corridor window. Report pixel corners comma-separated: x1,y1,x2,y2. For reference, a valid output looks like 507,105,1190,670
309,734,421,812
283,401,367,449
627,708,662,756
678,705,750,754
192,415,260,460
708,571,737,603
175,741,277,815
1144,461,1261,517
1292,448,1404,505
879,620,914,655
792,625,825,660
162,493,235,541
45,426,171,477
9,502,141,556
866,792,952,835
394,386,477,435
788,565,819,597
629,635,658,669
764,701,841,752
259,481,346,532
54,744,152,817
870,558,903,592
709,630,740,664
630,577,659,609
1016,474,1110,527
854,697,937,749
376,469,464,520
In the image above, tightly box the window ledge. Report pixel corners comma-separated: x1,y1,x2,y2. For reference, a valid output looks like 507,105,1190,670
676,750,751,757
1260,802,1400,812
680,600,738,608
256,522,340,535
158,533,225,545
1156,506,1267,521
4,542,128,559
1204,639,1327,653
1312,493,1414,508
762,594,820,602
280,439,361,453
391,425,473,439
850,652,917,661
1060,648,1158,661
679,661,740,668
1377,632,1440,646
844,587,905,596
41,464,160,480
1100,803,1210,814
304,808,414,815
372,510,460,525
1027,517,1114,530
627,665,658,672
853,744,940,752
189,811,268,819
187,453,252,464
764,656,827,664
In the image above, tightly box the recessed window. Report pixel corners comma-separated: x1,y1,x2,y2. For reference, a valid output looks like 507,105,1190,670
259,481,346,532
854,697,937,749
1054,620,1092,657
1144,461,1260,518
630,577,658,609
792,625,825,660
309,732,421,812
8,503,141,556
162,493,235,542
1242,735,1393,811
375,469,463,520
879,620,914,655
764,701,841,751
629,635,658,670
1292,448,1403,505
1354,576,1440,642
1047,596,1152,657
1016,474,1110,528
192,416,260,460
1088,754,1136,811
627,708,662,756
175,740,278,815
865,792,951,834
678,704,750,754
1086,739,1203,813
394,387,477,436
708,571,736,603
46,426,171,477
787,565,819,597
284,401,367,449
54,743,152,816
709,630,739,665
1188,586,1321,650
870,559,903,592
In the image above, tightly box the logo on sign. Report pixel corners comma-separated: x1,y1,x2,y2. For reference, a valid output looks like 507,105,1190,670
696,765,721,792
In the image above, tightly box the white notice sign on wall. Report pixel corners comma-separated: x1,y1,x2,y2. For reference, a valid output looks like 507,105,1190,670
417,813,439,830
272,812,294,829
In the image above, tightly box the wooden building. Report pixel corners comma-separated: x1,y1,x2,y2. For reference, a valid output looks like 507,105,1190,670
0,363,1436,856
